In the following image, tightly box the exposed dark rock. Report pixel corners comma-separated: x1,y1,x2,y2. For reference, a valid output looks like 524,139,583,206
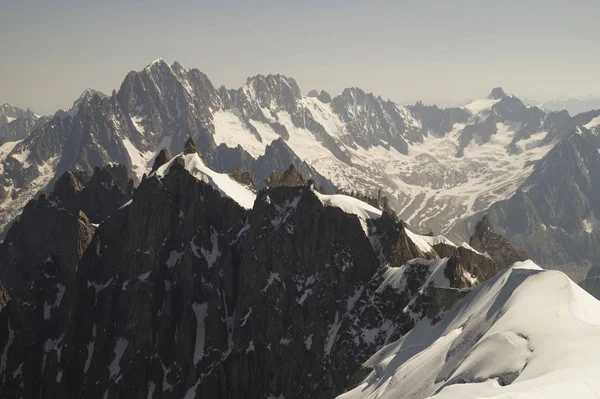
489,87,507,100
229,168,256,189
50,164,133,224
184,137,199,154
580,265,600,299
469,215,528,269
317,90,332,103
409,101,469,136
150,148,171,173
372,213,436,266
254,138,336,193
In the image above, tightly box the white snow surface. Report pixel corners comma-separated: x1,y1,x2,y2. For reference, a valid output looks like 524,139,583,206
338,262,600,399
584,115,600,129
153,152,256,209
121,138,157,180
404,228,437,254
463,97,501,115
312,189,382,221
212,110,279,158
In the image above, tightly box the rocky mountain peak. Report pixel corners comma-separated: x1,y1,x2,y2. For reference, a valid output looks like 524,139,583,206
229,168,255,189
0,104,37,128
488,87,507,99
150,148,171,173
145,57,168,70
183,136,200,154
474,214,493,237
49,164,133,224
318,90,332,103
306,89,332,103
67,88,108,116
242,73,302,110
170,60,184,73
469,215,527,268
279,164,306,186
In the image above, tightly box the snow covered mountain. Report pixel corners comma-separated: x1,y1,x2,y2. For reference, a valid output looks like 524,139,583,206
0,139,525,398
541,95,600,116
0,63,568,229
0,104,47,144
454,123,600,280
0,60,596,279
0,104,36,128
340,261,600,399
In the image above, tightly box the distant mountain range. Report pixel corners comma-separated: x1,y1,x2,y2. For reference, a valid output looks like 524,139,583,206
528,96,600,115
0,60,599,279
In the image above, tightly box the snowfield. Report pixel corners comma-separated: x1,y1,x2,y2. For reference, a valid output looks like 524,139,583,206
338,261,600,399
207,92,555,235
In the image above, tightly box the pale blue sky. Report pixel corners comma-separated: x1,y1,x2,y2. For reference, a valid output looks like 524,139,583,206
1,0,599,114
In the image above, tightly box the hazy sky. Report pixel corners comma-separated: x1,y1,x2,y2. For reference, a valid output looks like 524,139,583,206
2,0,599,115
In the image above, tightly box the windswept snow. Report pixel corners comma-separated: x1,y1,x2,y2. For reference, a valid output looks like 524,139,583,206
121,138,156,180
10,148,32,168
584,115,600,129
311,189,382,230
153,152,256,209
0,140,22,165
376,258,450,294
463,98,501,115
404,228,436,254
339,263,600,399
212,110,278,157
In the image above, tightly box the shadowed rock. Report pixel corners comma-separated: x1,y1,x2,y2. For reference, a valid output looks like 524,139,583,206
150,148,171,173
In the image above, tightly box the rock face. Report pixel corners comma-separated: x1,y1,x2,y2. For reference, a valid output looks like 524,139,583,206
150,148,171,173
580,266,600,299
50,164,134,223
0,104,37,129
468,215,528,269
0,114,49,143
0,145,520,398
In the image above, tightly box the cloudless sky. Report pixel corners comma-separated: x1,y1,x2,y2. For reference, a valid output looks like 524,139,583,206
1,0,599,114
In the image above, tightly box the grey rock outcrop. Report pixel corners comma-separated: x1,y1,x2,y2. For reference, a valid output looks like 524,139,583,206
150,148,171,173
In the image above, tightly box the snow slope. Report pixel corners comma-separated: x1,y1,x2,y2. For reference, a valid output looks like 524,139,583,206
338,261,600,399
584,115,600,129
463,98,501,115
121,138,157,180
153,152,256,209
312,189,383,220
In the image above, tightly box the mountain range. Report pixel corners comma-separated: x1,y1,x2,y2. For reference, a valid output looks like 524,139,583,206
1,137,598,398
0,60,599,283
0,138,529,398
2,58,600,395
